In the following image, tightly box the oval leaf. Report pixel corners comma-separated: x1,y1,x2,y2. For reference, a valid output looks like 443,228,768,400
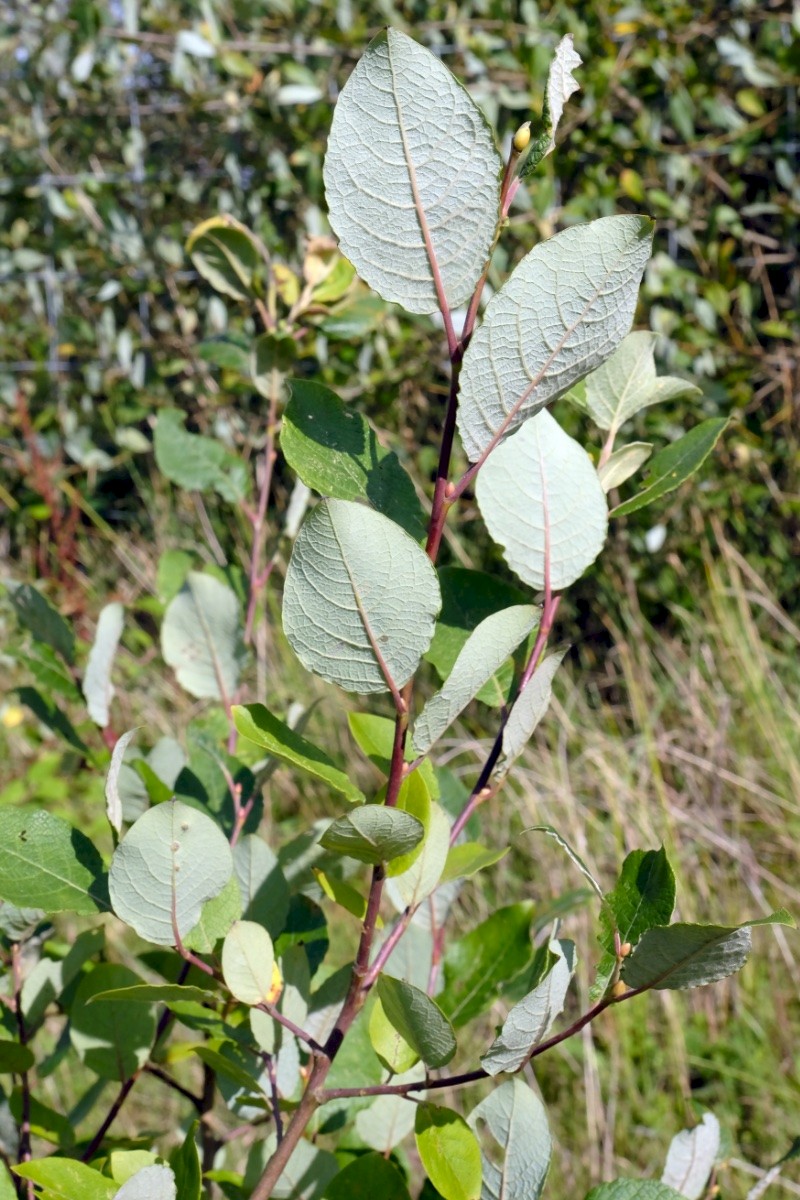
497,651,566,776
598,443,653,492
109,799,233,945
468,1078,551,1200
283,499,440,695
161,572,245,701
222,920,277,1005
482,939,576,1076
477,412,607,591
376,975,457,1068
186,215,260,301
323,29,501,315
584,331,702,435
320,807,424,865
0,809,108,916
457,215,654,461
324,1153,411,1200
415,1104,482,1200
661,1113,720,1200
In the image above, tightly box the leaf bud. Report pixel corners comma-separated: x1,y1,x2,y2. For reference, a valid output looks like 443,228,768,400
611,980,628,999
619,941,632,957
513,121,532,153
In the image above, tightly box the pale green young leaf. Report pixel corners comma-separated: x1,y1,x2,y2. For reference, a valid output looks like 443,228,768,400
369,995,419,1075
323,1153,411,1200
0,1166,14,1200
440,843,509,885
482,939,576,1075
347,711,439,796
69,964,156,1080
88,983,216,1006
386,770,431,877
661,1112,720,1200
468,1078,551,1200
283,499,440,695
323,29,501,315
520,35,582,174
222,920,277,1005
281,381,426,540
622,910,794,991
0,809,109,916
415,1103,483,1200
414,606,539,754
598,443,653,492
115,1164,176,1200
233,703,365,804
497,651,566,776
161,572,245,701
13,1159,117,1200
477,412,607,591
320,807,424,865
457,215,654,461
385,801,450,911
612,418,728,517
376,975,457,1068
109,799,233,945
584,332,702,435
82,602,123,727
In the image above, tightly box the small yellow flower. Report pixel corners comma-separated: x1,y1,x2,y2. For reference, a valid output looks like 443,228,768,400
1,705,25,730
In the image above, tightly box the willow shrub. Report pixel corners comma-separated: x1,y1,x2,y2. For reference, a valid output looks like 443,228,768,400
1,28,791,1200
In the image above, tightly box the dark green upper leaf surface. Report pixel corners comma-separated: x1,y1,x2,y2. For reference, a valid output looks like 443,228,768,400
0,809,109,916
601,848,676,953
281,381,426,540
323,1153,411,1200
376,975,457,1068
439,903,534,1027
8,583,74,663
612,418,728,517
233,703,364,804
320,807,424,865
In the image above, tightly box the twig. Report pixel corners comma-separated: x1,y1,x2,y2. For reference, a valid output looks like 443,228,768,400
11,945,34,1200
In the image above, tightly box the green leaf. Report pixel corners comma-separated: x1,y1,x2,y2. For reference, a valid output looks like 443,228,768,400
0,1040,34,1073
69,963,156,1080
9,1092,75,1147
585,1184,686,1200
481,939,576,1075
320,808,424,865
323,1153,411,1200
283,499,440,694
115,1165,176,1199
425,570,532,708
622,910,794,991
457,215,654,461
524,826,605,902
414,606,539,754
583,331,702,435
468,1078,551,1200
597,443,653,492
497,651,566,776
0,1166,15,1200
197,337,251,374
415,1104,482,1200
281,381,426,540
16,686,88,754
0,809,108,915
161,572,245,701
376,975,456,1068
385,801,450,911
661,1112,720,1200
369,995,419,1074
593,848,676,999
222,920,277,1005
323,29,501,315
154,409,247,503
440,843,509,884
386,770,432,878
109,799,233,945
13,1159,117,1200
520,35,582,173
183,873,242,953
88,984,216,1006
21,928,104,1030
347,712,439,796
477,411,608,591
251,332,297,396
439,904,534,1028
7,583,74,663
233,833,290,938
82,602,123,727
611,418,728,517
186,214,260,301
233,704,365,804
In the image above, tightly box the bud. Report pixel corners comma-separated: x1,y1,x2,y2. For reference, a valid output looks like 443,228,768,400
611,980,628,999
513,121,532,153
620,941,632,957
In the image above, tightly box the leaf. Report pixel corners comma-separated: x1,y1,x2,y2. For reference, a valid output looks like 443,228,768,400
523,826,605,902
661,1112,720,1200
477,411,608,591
13,1159,117,1200
69,963,156,1080
347,711,439,796
106,729,137,836
0,1041,33,1073
183,873,242,953
355,1063,426,1151
468,1078,551,1200
281,381,426,540
233,834,290,938
323,28,501,315
415,1104,483,1200
369,995,419,1074
320,807,424,865
593,848,676,999
89,984,216,1006
109,799,233,946
425,569,532,708
16,686,88,754
611,419,728,517
521,35,582,173
283,499,440,695
116,1165,176,1200
414,606,539,754
0,809,108,915
439,904,534,1028
323,1153,411,1200
233,704,364,804
598,443,653,492
222,920,278,1005
457,215,654,461
481,939,576,1075
8,583,74,663
385,801,450,911
161,572,245,701
622,910,794,991
496,651,566,777
82,602,124,727
9,1092,75,1147
377,975,457,1068
583,332,702,435
440,843,509,884
385,770,432,877
186,214,260,301
154,409,247,503
586,1184,687,1200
